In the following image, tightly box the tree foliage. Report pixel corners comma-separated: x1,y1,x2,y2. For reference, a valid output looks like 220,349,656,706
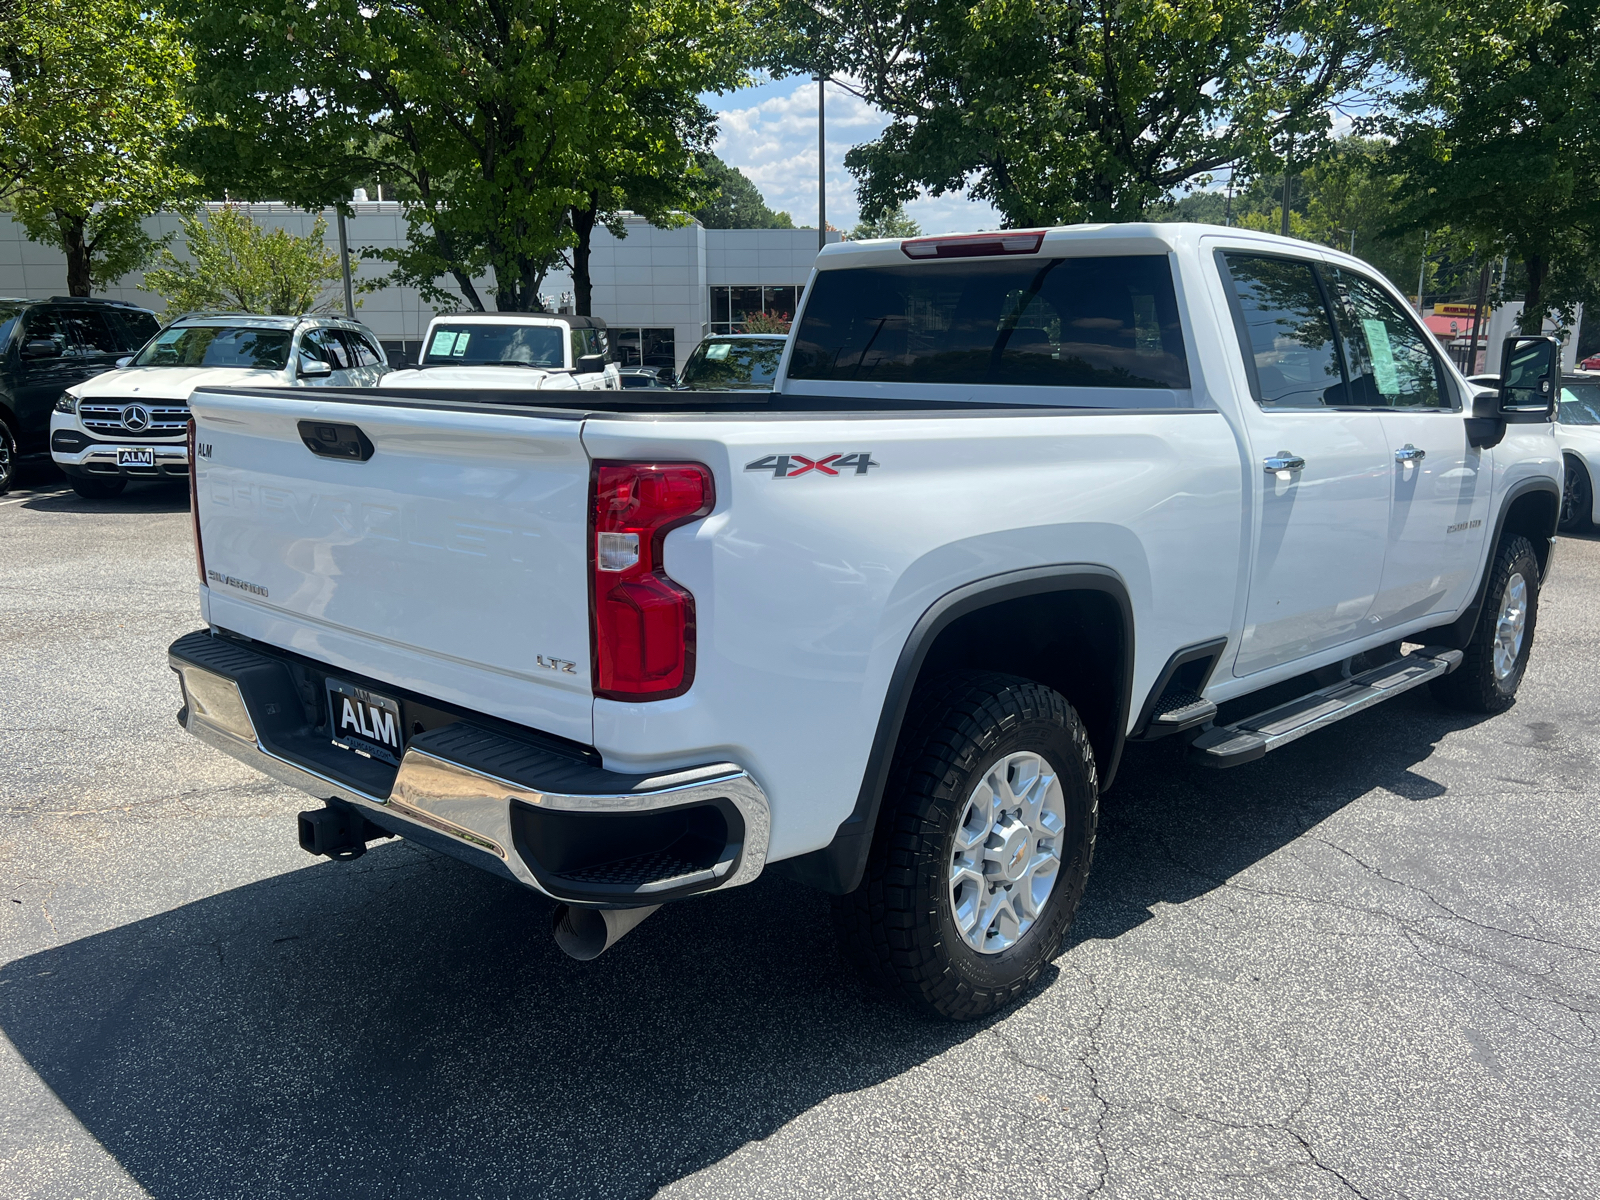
177,0,751,312
692,153,795,228
849,204,921,240
0,0,195,294
775,0,1395,227
143,206,345,318
1387,0,1600,330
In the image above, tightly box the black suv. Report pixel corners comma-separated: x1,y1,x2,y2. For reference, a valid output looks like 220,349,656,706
0,296,160,492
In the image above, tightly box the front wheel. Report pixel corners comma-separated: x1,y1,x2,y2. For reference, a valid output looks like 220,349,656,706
0,421,16,494
833,672,1099,1020
1431,534,1541,713
1560,456,1592,533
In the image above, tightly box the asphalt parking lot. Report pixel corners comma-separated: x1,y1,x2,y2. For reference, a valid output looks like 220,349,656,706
2,467,1598,1200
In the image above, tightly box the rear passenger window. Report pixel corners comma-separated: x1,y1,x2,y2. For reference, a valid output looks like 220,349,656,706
1221,254,1343,408
787,255,1189,391
303,329,351,370
1325,269,1447,408
337,330,384,367
116,311,160,350
59,309,122,354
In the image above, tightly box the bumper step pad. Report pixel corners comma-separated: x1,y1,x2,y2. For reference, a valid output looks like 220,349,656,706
1190,646,1463,768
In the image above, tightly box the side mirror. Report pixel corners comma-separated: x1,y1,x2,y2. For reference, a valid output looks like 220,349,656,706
1500,335,1559,421
115,355,133,368
298,357,333,379
22,337,62,359
576,353,607,374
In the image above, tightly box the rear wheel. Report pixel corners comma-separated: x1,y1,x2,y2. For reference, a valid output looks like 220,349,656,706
833,672,1098,1020
0,421,16,494
1560,456,1592,532
1431,535,1541,713
69,475,127,500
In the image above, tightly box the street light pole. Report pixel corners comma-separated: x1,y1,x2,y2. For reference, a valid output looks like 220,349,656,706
336,207,355,319
815,75,827,252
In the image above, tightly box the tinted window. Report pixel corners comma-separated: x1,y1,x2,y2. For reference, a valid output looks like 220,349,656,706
0,302,25,349
22,309,69,354
134,326,293,369
114,310,160,350
680,338,786,390
421,323,564,367
788,255,1189,389
1222,254,1343,408
339,331,384,368
59,309,121,354
303,329,351,370
1558,383,1600,425
1326,269,1447,408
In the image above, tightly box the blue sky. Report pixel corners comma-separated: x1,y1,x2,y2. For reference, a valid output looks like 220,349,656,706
702,76,1002,235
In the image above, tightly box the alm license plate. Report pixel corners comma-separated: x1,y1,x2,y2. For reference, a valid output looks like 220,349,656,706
117,448,155,468
327,678,405,765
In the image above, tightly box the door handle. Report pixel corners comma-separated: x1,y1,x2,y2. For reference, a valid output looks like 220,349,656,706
1263,452,1306,473
1394,444,1426,462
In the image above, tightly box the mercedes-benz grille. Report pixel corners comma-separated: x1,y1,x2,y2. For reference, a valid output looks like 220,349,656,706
78,401,190,439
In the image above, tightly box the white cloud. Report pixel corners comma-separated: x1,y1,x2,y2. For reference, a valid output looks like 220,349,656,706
703,77,1000,235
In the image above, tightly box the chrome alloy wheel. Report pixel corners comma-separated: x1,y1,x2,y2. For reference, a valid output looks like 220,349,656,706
1493,572,1529,682
948,750,1066,954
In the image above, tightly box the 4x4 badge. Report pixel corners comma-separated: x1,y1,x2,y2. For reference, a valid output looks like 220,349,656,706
745,452,879,478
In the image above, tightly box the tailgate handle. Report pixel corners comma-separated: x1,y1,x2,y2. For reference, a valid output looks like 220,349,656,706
297,420,374,462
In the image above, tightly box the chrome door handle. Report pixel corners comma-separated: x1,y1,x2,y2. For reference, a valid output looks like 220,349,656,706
1263,452,1306,473
1394,444,1426,462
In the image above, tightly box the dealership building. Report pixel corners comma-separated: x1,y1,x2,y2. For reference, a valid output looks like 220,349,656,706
0,202,840,372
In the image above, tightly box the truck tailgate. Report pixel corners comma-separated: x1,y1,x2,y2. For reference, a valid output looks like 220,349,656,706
188,388,594,742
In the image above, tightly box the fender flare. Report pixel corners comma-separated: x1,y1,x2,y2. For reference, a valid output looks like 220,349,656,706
1431,476,1560,650
774,564,1135,895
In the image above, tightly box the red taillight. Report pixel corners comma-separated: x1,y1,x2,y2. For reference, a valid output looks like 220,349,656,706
590,461,714,700
187,418,206,585
901,230,1046,259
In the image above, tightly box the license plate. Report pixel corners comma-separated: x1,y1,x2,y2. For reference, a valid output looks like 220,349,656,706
326,678,405,765
117,448,155,467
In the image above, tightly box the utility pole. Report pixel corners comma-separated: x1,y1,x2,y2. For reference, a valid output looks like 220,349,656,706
336,206,355,319
1280,134,1293,239
816,75,827,252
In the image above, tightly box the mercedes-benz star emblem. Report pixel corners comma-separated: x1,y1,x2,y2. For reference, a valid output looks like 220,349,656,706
122,404,151,432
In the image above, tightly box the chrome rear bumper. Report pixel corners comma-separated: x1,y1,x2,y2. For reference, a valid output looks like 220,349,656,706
169,631,769,904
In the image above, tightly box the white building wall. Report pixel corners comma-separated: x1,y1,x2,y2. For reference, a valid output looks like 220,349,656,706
0,204,839,372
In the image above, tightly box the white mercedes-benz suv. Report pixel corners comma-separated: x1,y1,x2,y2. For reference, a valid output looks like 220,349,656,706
50,312,390,499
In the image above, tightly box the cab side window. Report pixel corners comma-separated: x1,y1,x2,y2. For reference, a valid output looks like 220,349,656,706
1325,269,1449,409
1221,254,1344,408
337,330,384,367
302,329,351,370
568,328,587,369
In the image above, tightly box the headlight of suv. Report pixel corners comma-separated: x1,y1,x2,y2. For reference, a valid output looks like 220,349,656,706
55,391,79,414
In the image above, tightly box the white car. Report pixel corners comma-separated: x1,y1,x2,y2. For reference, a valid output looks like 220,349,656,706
170,224,1562,1020
380,313,621,391
1556,375,1600,530
50,313,389,499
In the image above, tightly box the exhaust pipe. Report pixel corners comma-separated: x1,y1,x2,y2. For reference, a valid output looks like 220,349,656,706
552,903,661,961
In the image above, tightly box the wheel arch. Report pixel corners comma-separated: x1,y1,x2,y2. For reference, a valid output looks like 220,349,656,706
1429,477,1559,650
774,565,1134,894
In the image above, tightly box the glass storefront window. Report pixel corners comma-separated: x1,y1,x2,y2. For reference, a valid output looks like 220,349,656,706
709,285,805,335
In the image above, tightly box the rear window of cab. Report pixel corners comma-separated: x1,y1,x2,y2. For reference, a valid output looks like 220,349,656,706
787,255,1189,390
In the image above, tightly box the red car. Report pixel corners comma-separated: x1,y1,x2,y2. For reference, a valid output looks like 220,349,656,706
1581,352,1600,371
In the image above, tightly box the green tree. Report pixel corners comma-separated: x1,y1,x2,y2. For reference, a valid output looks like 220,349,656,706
849,204,921,240
778,0,1394,226
1388,0,1600,330
178,0,751,313
143,206,345,318
0,0,195,295
692,154,795,228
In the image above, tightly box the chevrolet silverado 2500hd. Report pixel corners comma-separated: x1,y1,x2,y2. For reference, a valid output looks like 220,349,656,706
168,224,1563,1020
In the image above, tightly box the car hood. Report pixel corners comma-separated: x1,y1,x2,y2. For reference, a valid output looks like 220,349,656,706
381,365,574,390
72,365,287,400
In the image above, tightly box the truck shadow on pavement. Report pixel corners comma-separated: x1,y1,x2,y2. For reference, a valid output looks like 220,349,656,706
0,693,1487,1199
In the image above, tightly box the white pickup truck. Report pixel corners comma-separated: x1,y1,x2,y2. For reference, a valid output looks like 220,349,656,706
380,312,621,391
168,225,1563,1020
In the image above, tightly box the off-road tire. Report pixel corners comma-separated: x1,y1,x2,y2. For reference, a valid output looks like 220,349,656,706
1431,534,1541,713
833,672,1098,1021
1560,455,1592,533
69,475,127,500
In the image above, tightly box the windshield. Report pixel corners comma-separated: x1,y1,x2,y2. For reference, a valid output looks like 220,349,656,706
134,326,292,369
422,323,564,367
1559,383,1600,425
680,338,786,390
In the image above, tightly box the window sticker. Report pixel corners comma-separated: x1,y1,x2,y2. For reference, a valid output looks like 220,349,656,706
451,330,470,356
429,330,458,356
1361,318,1399,395
706,342,731,360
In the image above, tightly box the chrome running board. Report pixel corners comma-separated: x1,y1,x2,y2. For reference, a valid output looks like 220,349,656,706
1190,646,1464,768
